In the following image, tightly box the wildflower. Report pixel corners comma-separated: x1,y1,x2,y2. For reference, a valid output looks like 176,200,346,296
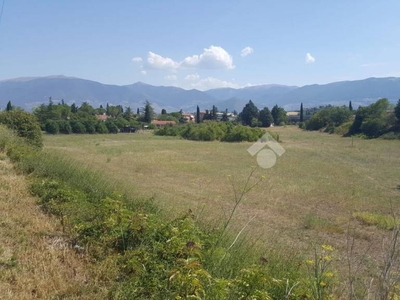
323,255,332,261
325,272,334,278
321,244,333,251
320,281,326,287
261,175,266,179
306,259,314,265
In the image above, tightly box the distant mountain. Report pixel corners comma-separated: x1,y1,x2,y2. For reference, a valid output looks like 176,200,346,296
0,75,399,112
273,77,400,110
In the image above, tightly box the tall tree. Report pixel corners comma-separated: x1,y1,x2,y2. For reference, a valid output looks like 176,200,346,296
300,103,304,122
123,106,132,121
349,101,353,111
212,105,217,120
196,105,200,123
271,104,288,125
6,101,12,111
395,99,400,124
258,107,273,127
143,100,154,123
70,103,78,113
239,100,259,126
161,108,167,115
136,108,140,115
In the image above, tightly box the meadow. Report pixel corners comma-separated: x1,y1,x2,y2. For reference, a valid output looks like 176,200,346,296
44,126,400,262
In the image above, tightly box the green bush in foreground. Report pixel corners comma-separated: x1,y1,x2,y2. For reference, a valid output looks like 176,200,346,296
0,110,43,148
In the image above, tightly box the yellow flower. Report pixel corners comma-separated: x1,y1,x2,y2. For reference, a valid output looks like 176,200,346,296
320,281,326,287
323,255,332,261
321,244,333,251
325,272,334,278
306,259,314,265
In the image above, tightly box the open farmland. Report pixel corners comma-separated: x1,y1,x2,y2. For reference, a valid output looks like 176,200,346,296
44,127,400,257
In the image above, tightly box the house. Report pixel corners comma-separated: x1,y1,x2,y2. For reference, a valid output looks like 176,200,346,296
151,120,177,128
95,113,108,122
182,113,195,123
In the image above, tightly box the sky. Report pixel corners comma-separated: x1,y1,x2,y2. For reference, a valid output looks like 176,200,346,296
0,0,400,90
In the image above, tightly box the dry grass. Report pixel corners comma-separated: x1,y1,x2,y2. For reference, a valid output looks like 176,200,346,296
43,127,400,269
0,157,107,299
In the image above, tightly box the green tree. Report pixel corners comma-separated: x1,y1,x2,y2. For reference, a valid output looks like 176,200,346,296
271,105,288,125
258,107,273,127
143,101,154,123
395,99,400,124
239,100,259,126
300,103,304,122
161,108,167,115
349,98,390,136
123,106,133,121
6,101,12,111
212,105,218,121
349,101,353,111
196,106,200,124
70,103,78,113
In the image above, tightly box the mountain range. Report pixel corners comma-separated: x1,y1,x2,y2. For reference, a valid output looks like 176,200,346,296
1,75,399,112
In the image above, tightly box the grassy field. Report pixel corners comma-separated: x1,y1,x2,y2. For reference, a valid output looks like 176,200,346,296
44,127,400,268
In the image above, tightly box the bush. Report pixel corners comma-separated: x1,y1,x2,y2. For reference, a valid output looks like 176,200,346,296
58,120,72,134
96,122,109,134
155,122,264,142
45,120,60,134
71,121,86,134
105,120,119,134
380,131,400,140
0,111,43,148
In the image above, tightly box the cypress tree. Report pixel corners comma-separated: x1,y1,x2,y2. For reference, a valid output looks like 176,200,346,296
349,101,353,111
300,103,304,122
6,101,12,111
196,105,200,123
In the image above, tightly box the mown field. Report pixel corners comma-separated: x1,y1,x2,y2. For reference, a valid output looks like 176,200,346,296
44,126,400,262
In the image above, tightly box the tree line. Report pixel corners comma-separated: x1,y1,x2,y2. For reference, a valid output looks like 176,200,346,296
302,98,400,138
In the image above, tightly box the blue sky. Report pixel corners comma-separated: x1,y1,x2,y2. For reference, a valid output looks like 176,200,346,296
0,0,399,90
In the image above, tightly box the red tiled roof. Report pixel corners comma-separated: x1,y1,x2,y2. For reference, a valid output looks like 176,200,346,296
151,120,177,125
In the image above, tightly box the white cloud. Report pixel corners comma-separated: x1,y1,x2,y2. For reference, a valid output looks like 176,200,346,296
147,51,180,70
305,53,316,64
140,70,147,75
181,46,235,70
185,74,200,81
132,57,143,62
190,77,238,90
241,47,254,57
164,75,177,81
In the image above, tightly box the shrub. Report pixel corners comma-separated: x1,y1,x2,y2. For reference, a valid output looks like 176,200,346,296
105,120,119,134
0,110,43,148
58,120,72,134
71,121,86,134
155,122,264,142
44,120,60,134
96,122,109,134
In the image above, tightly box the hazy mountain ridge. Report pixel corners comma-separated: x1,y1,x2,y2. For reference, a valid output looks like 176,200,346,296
0,76,399,112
